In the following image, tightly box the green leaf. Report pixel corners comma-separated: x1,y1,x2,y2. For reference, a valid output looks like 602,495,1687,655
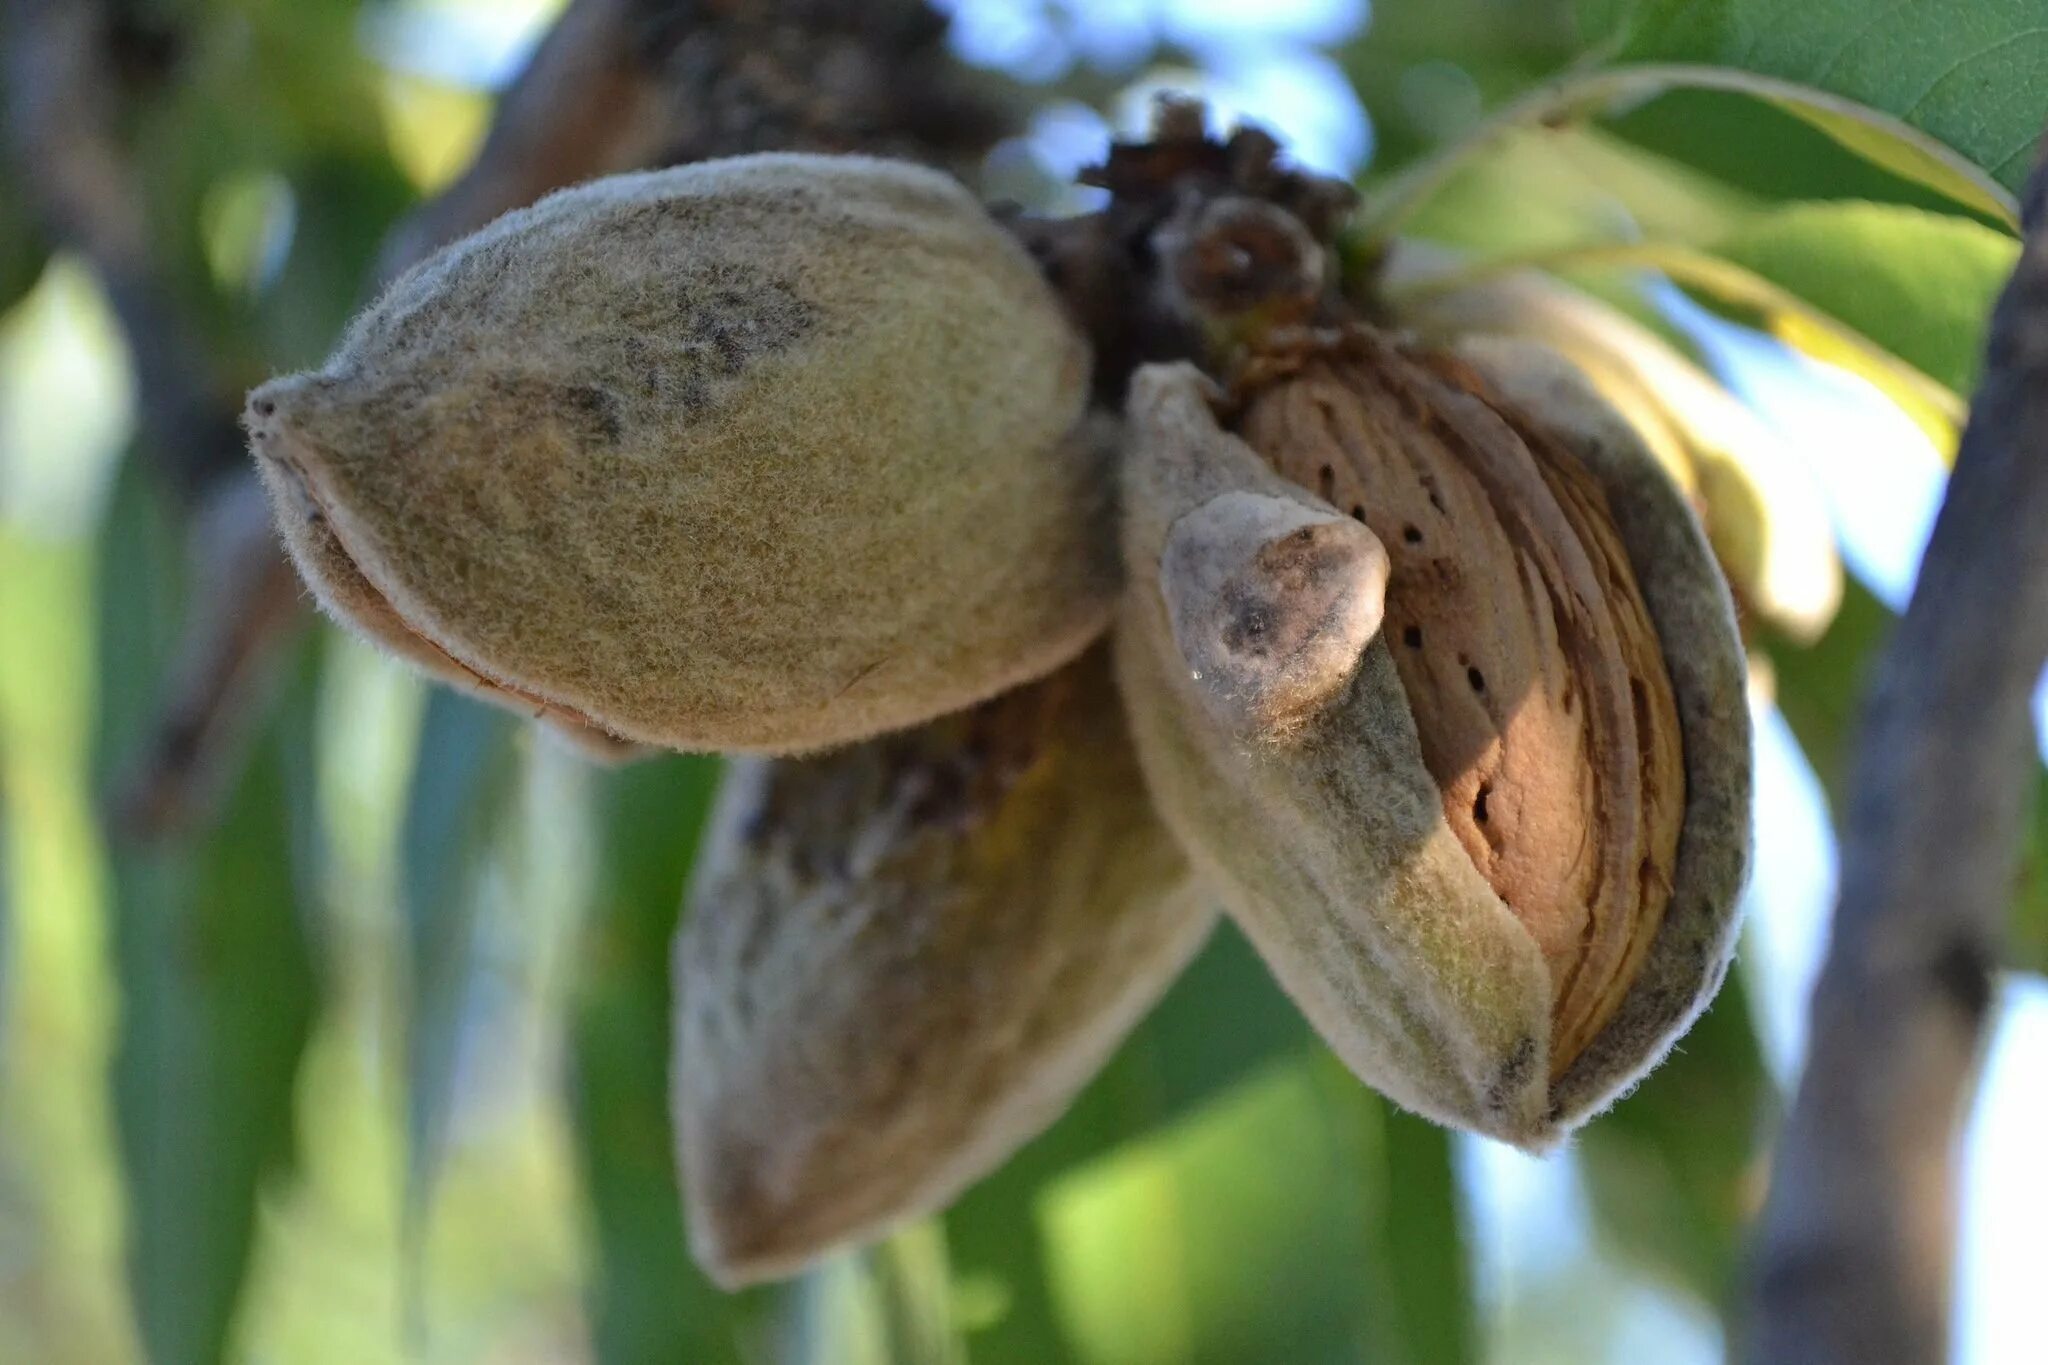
1371,1104,1475,1365
95,460,323,1365
1340,0,1588,175
945,927,1311,1364
1780,101,2022,229
397,689,519,1255
1378,123,1751,341
1400,123,1755,255
1579,0,1632,44
1577,972,1770,1310
1357,62,2016,254
1028,1051,1471,1365
867,1224,970,1365
1604,1,2048,200
1450,234,1972,438
1708,201,2017,397
1764,575,1892,800
104,0,400,365
948,927,1472,1365
566,753,750,1365
1610,89,2011,222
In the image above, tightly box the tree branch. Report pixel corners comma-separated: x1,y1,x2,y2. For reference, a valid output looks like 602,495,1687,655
374,0,697,283
2,0,244,499
1744,136,2048,1365
381,0,1012,278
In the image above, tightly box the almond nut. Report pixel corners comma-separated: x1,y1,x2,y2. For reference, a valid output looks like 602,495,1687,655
674,646,1210,1284
1117,341,1748,1147
246,153,1112,754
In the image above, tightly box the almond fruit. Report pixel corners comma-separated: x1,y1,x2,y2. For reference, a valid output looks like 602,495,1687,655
673,646,1211,1285
246,153,1111,755
1235,328,1686,1077
1117,342,1748,1147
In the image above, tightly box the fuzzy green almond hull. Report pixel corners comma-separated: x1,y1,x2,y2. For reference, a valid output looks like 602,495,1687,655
246,153,1114,755
672,646,1214,1288
1116,355,1751,1150
1116,362,1560,1145
250,454,640,759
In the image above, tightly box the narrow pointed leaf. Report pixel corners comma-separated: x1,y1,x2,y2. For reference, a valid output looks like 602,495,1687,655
398,689,519,1253
1599,1,2048,199
1029,1049,1473,1365
96,461,323,1365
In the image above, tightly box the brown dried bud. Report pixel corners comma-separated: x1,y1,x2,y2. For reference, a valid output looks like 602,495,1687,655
247,153,1112,754
674,646,1210,1285
1117,341,1749,1148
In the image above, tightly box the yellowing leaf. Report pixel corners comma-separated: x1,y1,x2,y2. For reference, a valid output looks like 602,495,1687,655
379,74,492,194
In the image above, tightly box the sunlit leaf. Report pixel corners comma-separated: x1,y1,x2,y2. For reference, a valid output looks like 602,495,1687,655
1764,315,1959,456
1031,1050,1471,1365
1599,1,2048,201
869,1223,970,1365
379,74,494,195
95,460,323,1365
946,925,1471,1365
1539,235,1975,446
1360,61,2016,255
1676,195,2002,468
1609,88,2010,224
1398,123,1753,258
946,927,1309,1363
1778,102,2021,229
1710,202,2016,399
1387,123,1750,340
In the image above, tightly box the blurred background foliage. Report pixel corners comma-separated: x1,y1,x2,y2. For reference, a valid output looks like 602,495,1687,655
0,1,2045,1363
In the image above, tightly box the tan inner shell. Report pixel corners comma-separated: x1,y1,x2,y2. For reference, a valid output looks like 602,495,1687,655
1238,334,1686,1080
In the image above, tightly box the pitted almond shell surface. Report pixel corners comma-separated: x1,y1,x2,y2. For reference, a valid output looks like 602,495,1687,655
1236,333,1685,1076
